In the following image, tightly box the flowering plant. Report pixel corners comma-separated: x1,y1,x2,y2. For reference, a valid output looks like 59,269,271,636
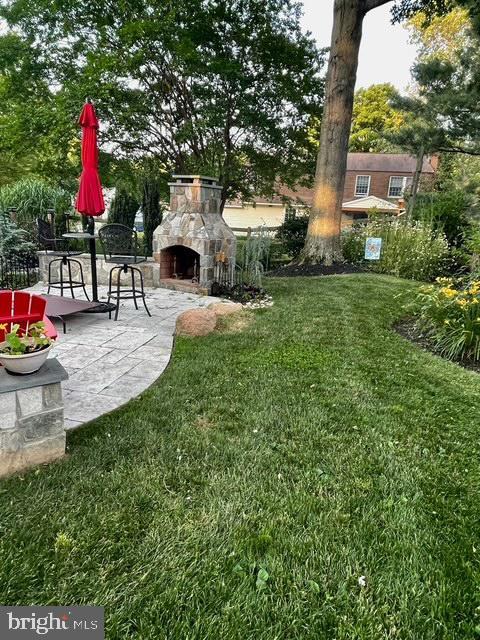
0,322,53,355
342,217,449,281
408,277,480,361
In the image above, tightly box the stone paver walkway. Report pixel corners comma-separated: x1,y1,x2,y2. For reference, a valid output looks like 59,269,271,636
29,284,220,429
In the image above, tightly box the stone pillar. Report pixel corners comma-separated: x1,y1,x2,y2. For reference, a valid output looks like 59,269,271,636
0,359,68,478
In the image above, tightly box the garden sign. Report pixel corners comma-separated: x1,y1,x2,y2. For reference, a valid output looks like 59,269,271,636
365,237,382,261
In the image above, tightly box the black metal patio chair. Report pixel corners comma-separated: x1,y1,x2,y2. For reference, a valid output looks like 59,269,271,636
98,223,151,321
37,217,90,300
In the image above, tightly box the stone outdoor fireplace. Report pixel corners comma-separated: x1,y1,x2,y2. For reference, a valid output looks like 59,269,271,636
153,175,236,293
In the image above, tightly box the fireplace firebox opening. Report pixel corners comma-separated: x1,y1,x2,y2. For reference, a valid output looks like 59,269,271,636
160,246,200,282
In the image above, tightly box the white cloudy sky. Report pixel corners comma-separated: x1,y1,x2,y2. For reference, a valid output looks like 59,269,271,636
300,0,417,92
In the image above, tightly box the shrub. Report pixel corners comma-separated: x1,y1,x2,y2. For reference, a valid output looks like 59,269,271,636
276,212,308,259
373,219,448,281
408,277,480,361
108,187,139,228
342,217,449,281
341,225,366,263
0,214,36,258
0,179,71,237
412,190,471,247
465,223,480,273
267,238,290,269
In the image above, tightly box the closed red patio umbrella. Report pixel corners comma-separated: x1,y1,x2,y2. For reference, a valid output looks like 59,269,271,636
69,99,107,305
75,100,105,218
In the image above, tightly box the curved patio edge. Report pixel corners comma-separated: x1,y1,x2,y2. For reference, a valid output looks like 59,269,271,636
26,284,221,430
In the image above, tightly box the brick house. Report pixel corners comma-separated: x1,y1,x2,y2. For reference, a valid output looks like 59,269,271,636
223,153,438,231
343,153,437,205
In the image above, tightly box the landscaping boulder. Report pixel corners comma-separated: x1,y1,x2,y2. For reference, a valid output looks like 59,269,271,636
208,302,243,317
176,308,217,337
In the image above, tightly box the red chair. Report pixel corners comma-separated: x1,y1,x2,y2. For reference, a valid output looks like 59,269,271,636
0,290,58,343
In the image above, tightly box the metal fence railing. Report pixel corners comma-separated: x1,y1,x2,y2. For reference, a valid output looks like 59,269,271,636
213,261,241,288
213,259,265,291
0,254,40,290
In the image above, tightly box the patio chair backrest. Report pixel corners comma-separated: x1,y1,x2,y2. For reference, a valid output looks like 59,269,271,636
37,217,56,251
98,224,138,262
0,290,47,343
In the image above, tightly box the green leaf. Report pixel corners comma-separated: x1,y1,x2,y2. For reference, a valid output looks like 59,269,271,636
307,579,320,593
256,567,269,590
232,563,244,574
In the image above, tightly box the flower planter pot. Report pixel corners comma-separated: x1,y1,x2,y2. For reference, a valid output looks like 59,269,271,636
0,343,53,375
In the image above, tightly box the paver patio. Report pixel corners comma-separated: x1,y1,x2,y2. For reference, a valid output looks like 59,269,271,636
28,283,220,429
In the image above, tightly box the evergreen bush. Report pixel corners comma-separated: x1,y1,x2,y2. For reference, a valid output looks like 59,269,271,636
0,214,36,258
108,187,139,229
142,178,163,256
276,212,309,259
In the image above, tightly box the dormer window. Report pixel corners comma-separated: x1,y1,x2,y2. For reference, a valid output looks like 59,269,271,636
355,175,371,197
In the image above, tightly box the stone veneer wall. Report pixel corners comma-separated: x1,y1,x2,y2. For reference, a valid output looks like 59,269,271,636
38,254,162,289
0,360,67,478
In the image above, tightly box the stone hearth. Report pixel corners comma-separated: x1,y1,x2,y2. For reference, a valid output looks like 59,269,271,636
153,175,236,293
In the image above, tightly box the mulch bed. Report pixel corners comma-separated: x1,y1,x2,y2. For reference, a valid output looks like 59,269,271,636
267,263,365,278
394,318,480,374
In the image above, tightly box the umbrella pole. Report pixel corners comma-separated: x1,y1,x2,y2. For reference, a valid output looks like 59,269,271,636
81,218,115,313
87,216,99,302
87,215,95,236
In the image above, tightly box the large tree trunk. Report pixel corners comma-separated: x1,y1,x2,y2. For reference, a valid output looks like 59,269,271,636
406,144,424,219
301,0,392,264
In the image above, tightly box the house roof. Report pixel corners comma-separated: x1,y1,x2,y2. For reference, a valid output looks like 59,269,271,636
225,185,314,208
342,195,399,212
347,153,436,174
274,184,315,205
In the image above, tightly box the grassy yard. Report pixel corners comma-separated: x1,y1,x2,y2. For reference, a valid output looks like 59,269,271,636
1,274,480,639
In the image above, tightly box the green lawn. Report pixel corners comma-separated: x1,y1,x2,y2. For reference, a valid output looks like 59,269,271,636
1,274,480,639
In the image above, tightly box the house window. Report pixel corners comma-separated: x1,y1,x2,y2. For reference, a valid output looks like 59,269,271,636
355,175,371,197
388,176,411,198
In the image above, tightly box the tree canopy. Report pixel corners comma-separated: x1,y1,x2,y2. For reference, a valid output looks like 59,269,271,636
392,0,480,33
350,84,404,152
0,0,325,207
0,33,79,187
406,6,471,61
390,6,480,158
